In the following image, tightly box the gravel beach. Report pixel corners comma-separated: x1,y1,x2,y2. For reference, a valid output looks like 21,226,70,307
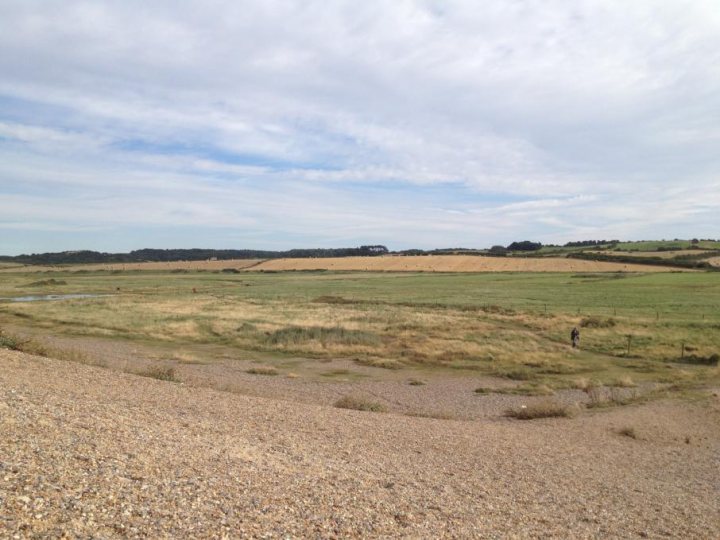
1,348,719,538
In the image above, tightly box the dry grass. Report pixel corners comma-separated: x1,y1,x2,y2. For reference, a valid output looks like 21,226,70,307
585,384,640,408
617,426,638,439
246,366,279,376
0,259,263,273
136,365,178,382
580,316,617,328
406,410,458,420
334,395,387,413
505,400,578,420
252,255,677,273
354,357,403,370
613,376,637,388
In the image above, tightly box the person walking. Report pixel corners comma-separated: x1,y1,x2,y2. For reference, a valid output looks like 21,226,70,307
571,326,580,348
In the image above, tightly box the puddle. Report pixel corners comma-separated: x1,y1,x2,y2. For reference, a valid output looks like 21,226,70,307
1,294,109,303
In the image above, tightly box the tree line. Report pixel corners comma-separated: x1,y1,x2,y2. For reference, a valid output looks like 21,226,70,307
0,246,389,265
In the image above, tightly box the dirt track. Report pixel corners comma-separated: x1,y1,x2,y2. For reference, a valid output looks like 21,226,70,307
2,349,719,538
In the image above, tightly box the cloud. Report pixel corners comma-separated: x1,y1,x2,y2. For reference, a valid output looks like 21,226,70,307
0,0,719,253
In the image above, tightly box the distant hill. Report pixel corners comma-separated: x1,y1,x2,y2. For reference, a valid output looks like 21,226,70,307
0,246,389,265
2,239,719,267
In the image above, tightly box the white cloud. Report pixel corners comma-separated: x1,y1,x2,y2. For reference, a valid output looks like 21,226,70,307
0,0,719,253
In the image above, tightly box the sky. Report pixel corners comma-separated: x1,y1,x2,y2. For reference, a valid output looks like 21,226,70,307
1,0,719,255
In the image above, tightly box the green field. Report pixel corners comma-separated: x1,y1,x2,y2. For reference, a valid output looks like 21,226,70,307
612,239,720,251
1,269,718,391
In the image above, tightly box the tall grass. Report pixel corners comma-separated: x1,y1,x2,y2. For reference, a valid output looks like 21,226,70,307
265,326,381,347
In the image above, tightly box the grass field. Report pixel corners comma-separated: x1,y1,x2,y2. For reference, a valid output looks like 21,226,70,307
1,269,718,393
612,240,720,251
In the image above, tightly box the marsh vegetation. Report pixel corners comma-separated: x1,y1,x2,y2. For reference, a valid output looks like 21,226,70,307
0,269,718,398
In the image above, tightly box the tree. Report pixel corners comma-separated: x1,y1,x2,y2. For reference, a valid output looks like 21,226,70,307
506,241,542,252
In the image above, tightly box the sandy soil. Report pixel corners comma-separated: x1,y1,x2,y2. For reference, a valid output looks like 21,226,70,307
2,348,719,538
251,255,681,273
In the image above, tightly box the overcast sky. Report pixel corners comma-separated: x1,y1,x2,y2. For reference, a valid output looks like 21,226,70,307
1,1,718,254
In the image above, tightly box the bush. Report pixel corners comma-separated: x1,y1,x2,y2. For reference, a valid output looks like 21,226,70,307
678,353,719,366
0,333,20,350
617,426,637,439
334,395,387,413
246,366,279,376
26,278,67,287
505,400,577,420
137,365,177,382
496,368,535,381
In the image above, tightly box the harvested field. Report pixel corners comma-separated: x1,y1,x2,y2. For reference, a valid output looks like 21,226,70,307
251,255,682,273
0,259,264,273
1,348,719,538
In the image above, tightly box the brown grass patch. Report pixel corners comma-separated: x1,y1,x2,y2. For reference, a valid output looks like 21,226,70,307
246,366,279,376
334,395,387,413
136,365,178,382
505,400,578,420
617,426,638,439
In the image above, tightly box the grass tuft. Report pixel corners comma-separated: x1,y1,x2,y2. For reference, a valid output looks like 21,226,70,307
617,426,637,439
505,400,577,420
246,366,279,376
136,365,178,382
0,332,21,350
334,395,387,413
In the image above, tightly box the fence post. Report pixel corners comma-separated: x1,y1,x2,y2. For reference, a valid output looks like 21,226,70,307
626,335,632,356
681,342,685,359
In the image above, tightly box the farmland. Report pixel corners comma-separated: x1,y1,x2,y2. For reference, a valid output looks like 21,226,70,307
0,253,691,274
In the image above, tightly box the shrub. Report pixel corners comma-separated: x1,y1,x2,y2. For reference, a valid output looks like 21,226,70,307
334,395,387,413
137,365,177,382
246,366,279,376
496,368,535,381
505,400,576,420
617,427,637,439
408,378,426,386
26,278,67,287
0,332,20,350
678,353,719,366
